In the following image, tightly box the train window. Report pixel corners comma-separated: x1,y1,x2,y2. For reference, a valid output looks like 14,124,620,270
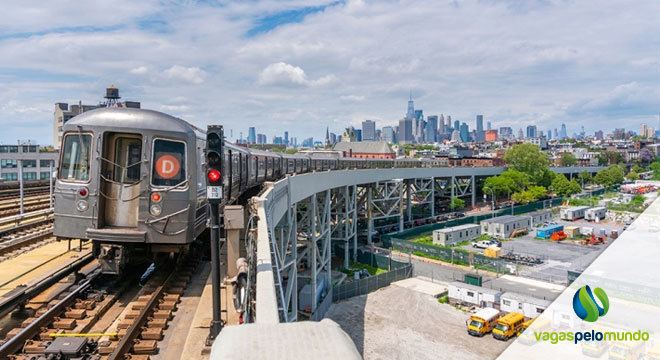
60,133,92,182
113,137,142,183
152,139,186,187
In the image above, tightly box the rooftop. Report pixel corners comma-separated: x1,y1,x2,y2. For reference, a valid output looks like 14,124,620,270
434,223,480,233
333,141,394,154
449,281,502,295
480,215,524,224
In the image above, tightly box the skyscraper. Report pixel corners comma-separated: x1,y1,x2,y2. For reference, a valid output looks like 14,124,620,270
248,127,256,144
459,123,469,142
518,128,524,139
454,120,460,132
284,131,289,146
499,127,513,137
547,130,552,139
398,118,413,143
594,130,603,140
426,115,438,143
560,124,567,139
526,125,537,138
487,121,491,130
362,120,376,141
406,93,415,120
446,115,452,128
553,128,559,139
414,110,424,142
382,126,395,143
476,115,484,142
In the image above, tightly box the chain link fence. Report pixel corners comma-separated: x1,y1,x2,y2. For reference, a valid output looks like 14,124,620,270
332,264,413,301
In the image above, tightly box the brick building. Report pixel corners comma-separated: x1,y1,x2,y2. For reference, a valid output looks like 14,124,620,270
332,141,396,159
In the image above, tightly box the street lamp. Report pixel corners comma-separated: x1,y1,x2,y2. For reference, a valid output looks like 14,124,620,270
485,187,496,218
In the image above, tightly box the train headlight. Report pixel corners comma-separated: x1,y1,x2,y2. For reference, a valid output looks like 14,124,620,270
76,200,88,212
78,187,88,198
150,204,162,216
151,192,162,203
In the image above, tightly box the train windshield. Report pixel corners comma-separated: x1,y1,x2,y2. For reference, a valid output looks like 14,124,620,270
60,133,92,182
152,139,186,187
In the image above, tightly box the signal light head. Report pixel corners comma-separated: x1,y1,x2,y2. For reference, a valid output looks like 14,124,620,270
151,192,162,203
79,188,88,198
208,169,221,183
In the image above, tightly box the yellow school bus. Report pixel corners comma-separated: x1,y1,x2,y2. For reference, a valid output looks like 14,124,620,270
517,317,550,345
467,308,500,337
609,341,645,360
492,312,525,341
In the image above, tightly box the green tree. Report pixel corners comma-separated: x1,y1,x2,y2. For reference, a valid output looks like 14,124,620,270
512,191,535,204
528,185,548,200
631,165,644,174
594,165,625,187
550,174,582,197
483,176,515,200
650,161,660,180
503,143,550,184
626,171,639,181
577,171,592,186
597,151,623,166
560,153,578,166
450,197,465,209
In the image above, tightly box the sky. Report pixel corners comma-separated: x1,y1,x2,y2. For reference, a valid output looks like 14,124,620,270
0,0,659,145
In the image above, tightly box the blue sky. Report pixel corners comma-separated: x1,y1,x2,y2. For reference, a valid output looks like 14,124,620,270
0,0,659,145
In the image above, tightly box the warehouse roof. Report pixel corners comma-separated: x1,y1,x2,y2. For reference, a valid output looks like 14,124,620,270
480,215,526,224
434,223,480,233
333,141,394,154
501,292,552,307
449,281,502,295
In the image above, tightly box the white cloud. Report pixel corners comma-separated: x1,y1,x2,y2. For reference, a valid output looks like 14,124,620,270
258,62,336,87
130,66,148,75
162,65,206,84
340,95,365,102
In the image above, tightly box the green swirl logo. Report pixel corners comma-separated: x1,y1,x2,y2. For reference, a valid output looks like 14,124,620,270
572,285,609,322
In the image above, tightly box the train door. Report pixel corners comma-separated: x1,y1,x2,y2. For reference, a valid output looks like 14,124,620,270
100,133,142,227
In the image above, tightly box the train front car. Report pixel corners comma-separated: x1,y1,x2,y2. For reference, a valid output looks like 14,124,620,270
54,108,206,274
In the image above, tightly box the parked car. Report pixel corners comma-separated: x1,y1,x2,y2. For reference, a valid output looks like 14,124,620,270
472,240,493,249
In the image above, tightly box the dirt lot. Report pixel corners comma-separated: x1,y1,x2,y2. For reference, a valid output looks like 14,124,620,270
325,283,510,360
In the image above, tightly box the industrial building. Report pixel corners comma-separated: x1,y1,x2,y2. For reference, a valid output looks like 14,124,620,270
448,281,501,308
524,210,553,227
585,207,607,221
560,206,589,220
432,224,480,246
480,215,531,238
0,144,58,182
500,292,551,319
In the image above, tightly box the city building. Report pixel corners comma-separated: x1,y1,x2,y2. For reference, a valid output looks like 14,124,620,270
485,130,498,141
547,130,552,140
459,123,470,142
476,115,484,142
247,127,256,144
614,128,626,140
398,118,413,144
332,141,396,159
354,129,362,142
382,126,395,143
284,131,289,146
499,127,513,138
342,128,357,142
450,130,461,142
560,123,568,139
54,86,140,150
487,121,491,130
594,130,604,140
526,125,537,138
517,128,524,139
0,143,58,182
447,157,505,167
257,133,267,144
425,115,438,143
524,137,548,149
362,120,376,141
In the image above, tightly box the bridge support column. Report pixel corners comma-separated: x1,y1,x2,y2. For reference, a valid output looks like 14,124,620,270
271,199,298,322
406,180,412,223
471,175,476,207
367,185,374,245
297,190,331,319
407,177,435,221
331,185,357,268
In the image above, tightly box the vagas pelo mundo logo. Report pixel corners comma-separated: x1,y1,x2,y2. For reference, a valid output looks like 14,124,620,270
534,285,650,344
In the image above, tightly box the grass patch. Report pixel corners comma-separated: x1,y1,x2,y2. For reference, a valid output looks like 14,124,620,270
437,295,449,304
339,261,387,277
410,233,474,248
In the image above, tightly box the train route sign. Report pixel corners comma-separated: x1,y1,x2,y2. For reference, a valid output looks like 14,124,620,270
155,155,180,179
207,186,223,199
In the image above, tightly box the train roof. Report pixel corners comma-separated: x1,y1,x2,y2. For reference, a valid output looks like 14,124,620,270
64,107,197,135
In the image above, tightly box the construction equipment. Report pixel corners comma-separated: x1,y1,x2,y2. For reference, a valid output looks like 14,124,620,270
551,231,567,241
582,233,606,245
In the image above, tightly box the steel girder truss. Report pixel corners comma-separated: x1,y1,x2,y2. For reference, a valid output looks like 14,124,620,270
434,175,476,207
330,185,357,268
296,190,332,318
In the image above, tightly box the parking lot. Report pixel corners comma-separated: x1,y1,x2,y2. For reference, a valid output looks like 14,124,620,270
458,215,625,283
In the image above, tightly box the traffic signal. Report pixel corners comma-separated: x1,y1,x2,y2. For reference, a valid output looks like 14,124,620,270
206,125,223,203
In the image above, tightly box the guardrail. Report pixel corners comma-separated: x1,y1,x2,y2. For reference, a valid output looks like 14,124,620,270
0,208,53,233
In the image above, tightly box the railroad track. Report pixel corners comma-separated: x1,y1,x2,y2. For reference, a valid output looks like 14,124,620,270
0,191,49,202
0,195,51,218
0,254,200,359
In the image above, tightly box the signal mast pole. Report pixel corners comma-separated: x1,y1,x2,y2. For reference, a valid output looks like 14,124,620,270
206,125,225,341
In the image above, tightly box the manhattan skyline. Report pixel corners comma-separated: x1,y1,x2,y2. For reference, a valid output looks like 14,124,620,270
1,0,659,145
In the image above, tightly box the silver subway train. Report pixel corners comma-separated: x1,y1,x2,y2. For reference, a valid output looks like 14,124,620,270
54,107,442,273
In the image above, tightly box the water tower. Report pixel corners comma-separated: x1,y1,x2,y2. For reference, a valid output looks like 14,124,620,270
104,85,121,107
